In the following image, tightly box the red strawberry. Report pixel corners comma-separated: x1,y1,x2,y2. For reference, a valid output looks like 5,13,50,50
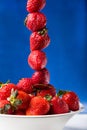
28,50,47,70
27,0,46,13
32,68,50,85
62,91,79,111
16,78,33,94
30,28,50,51
24,12,46,32
50,96,69,114
26,96,50,115
0,100,13,114
8,89,31,110
0,83,17,100
36,84,56,97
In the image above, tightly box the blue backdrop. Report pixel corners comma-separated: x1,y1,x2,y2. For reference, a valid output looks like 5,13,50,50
0,0,87,112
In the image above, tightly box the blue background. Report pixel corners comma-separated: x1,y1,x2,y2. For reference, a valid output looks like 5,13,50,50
0,0,87,112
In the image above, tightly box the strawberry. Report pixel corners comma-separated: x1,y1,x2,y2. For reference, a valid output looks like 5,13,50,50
32,68,50,85
26,96,50,115
50,96,69,114
0,83,17,100
62,91,79,111
26,0,46,13
0,100,13,114
24,12,46,32
36,84,56,97
16,78,33,94
28,50,47,70
8,89,31,110
30,28,50,51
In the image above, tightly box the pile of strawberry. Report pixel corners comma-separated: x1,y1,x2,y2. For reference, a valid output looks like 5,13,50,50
0,0,80,115
0,82,79,115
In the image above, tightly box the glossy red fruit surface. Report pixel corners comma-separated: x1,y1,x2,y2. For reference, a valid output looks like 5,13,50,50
32,68,50,85
62,91,79,111
9,90,31,110
0,100,13,114
30,30,50,51
0,83,17,100
37,84,56,97
50,96,69,114
28,50,47,70
26,96,50,115
17,78,33,94
25,12,46,32
27,0,46,13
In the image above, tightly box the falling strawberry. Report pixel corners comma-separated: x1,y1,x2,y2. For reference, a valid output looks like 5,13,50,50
0,100,13,114
26,0,46,13
24,12,46,32
28,50,47,70
32,68,50,85
30,28,50,51
62,91,79,111
16,78,33,94
0,83,17,100
8,89,31,110
50,96,69,114
26,96,50,115
36,84,56,97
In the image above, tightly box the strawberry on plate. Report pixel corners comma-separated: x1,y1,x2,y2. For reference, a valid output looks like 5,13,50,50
62,91,79,111
26,96,50,115
8,89,31,110
26,0,46,13
16,78,33,94
50,95,69,114
30,28,50,51
24,12,46,32
0,83,17,100
28,50,47,70
0,100,13,114
32,68,50,85
36,84,56,97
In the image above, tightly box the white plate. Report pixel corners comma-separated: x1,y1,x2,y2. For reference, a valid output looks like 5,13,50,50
0,103,84,130
64,114,87,130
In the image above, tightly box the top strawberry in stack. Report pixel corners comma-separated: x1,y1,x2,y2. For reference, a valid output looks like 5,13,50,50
24,0,50,84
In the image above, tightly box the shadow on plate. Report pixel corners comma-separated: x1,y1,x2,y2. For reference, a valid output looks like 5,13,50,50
64,126,87,130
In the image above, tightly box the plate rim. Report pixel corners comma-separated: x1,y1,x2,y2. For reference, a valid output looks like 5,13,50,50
0,103,84,118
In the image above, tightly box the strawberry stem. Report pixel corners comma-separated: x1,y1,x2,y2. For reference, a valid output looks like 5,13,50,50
0,80,10,88
8,89,22,109
57,90,69,96
24,16,27,26
0,82,3,88
45,94,52,101
38,27,48,36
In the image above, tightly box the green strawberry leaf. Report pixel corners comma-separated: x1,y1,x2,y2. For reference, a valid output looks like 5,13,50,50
45,94,52,101
57,90,68,96
13,99,22,107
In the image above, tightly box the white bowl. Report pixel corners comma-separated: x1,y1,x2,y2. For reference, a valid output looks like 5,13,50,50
0,103,84,130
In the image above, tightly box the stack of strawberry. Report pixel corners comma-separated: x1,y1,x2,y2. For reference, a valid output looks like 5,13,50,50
24,0,51,92
25,0,50,86
0,0,80,115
